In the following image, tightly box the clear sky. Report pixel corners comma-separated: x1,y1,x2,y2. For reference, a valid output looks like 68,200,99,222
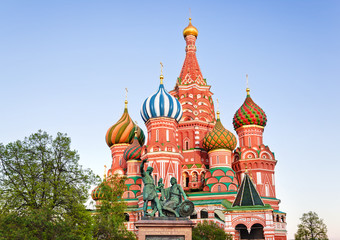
0,1,339,239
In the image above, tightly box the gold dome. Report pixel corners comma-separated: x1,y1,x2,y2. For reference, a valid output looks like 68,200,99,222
183,18,198,38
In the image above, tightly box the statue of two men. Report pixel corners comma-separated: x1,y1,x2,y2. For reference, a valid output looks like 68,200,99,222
140,159,194,218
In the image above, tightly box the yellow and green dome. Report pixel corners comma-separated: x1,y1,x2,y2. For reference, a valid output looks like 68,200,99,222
106,100,145,147
203,112,237,152
233,89,267,130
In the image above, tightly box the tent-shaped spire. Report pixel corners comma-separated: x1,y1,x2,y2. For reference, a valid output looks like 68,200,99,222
232,173,264,207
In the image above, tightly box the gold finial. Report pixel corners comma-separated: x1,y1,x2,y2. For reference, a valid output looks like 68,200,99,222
104,165,107,180
216,98,220,119
246,74,250,95
183,17,198,38
124,88,128,108
160,62,164,84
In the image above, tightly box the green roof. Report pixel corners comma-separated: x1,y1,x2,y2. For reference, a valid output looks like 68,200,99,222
232,173,264,207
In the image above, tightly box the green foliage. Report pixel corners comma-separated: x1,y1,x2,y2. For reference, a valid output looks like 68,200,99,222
295,211,328,240
193,220,232,240
92,174,135,240
0,130,98,239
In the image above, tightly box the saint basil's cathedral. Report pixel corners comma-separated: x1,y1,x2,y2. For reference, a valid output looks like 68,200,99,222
92,19,287,240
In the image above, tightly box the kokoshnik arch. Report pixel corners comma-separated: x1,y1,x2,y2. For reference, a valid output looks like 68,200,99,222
91,18,287,240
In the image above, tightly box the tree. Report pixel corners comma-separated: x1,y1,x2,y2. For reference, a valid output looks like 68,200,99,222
0,130,98,239
92,174,135,240
295,211,328,240
193,220,232,240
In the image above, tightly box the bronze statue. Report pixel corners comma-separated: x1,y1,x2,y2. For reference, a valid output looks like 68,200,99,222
140,159,165,217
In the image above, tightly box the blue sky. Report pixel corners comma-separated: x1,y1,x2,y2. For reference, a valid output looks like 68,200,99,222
0,1,339,239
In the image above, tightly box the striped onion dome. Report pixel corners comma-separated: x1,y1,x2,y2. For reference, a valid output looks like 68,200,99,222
91,180,110,201
123,133,142,161
140,75,183,122
233,88,267,130
106,101,145,147
203,112,237,152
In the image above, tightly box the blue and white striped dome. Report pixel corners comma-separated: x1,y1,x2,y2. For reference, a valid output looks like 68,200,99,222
141,82,183,122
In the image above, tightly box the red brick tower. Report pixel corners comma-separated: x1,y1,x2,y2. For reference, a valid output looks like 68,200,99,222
170,18,215,190
232,86,278,208
140,74,184,188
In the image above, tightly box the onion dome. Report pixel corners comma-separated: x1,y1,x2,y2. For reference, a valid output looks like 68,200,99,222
183,18,198,38
203,112,237,152
91,180,111,201
123,132,142,161
106,100,145,147
233,88,267,130
140,75,183,123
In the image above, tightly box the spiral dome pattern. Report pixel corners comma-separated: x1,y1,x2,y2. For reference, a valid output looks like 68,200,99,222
91,181,111,201
123,136,142,161
141,82,183,122
106,104,145,147
203,115,237,152
233,91,267,130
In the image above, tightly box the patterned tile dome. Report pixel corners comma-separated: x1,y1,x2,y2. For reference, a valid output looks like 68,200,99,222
91,180,110,201
140,75,183,123
123,134,142,161
203,112,237,152
233,89,267,130
106,101,145,148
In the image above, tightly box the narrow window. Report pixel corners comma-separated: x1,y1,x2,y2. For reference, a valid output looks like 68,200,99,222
272,174,275,185
166,130,169,141
119,157,122,166
257,172,262,184
265,184,269,196
216,156,219,164
185,141,189,150
218,185,221,192
156,130,159,142
248,137,251,147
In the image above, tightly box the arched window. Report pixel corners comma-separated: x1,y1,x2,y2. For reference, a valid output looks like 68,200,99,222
201,172,205,183
201,209,208,219
183,172,189,187
248,137,251,147
276,215,280,222
216,156,219,164
124,213,129,222
218,185,221,192
119,157,122,166
192,172,198,182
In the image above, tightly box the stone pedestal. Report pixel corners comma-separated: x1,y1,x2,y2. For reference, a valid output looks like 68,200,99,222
135,217,195,240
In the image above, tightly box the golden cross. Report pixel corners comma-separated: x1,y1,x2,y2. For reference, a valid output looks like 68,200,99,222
125,88,128,101
246,74,249,89
160,62,163,75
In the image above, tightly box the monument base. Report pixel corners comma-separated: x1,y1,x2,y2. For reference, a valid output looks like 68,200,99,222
135,217,195,240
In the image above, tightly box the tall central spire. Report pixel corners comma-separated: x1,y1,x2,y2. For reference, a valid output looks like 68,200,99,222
178,18,205,86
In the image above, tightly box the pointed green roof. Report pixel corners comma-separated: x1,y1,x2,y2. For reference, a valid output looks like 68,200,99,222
232,173,264,207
